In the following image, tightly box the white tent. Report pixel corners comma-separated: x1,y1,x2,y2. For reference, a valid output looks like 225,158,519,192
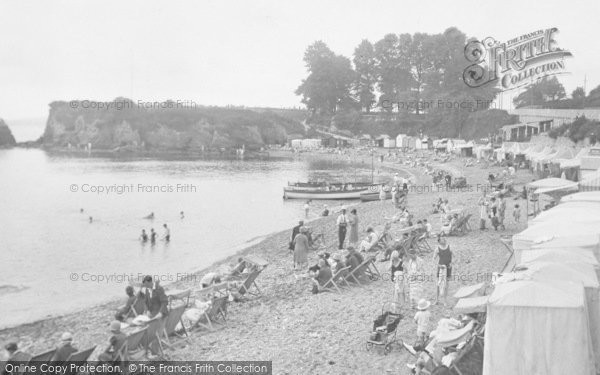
527,177,579,195
561,191,600,203
513,222,600,263
559,147,589,169
521,248,599,268
513,262,600,369
530,202,600,225
483,280,596,375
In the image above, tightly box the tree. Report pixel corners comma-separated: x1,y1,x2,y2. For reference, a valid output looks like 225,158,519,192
296,41,354,116
374,34,413,111
513,76,566,108
572,87,586,100
353,39,376,113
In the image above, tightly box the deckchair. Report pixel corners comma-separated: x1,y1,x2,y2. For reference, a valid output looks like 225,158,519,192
449,216,468,236
29,349,55,361
66,345,96,362
64,346,97,375
166,289,191,308
160,304,189,348
142,317,165,358
114,326,148,362
313,266,351,293
345,257,379,286
197,282,230,299
196,296,228,330
236,269,263,297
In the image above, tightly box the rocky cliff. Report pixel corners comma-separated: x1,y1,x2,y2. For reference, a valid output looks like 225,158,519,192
42,99,305,151
0,119,16,148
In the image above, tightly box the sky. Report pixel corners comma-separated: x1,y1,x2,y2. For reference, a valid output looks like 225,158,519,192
0,0,599,121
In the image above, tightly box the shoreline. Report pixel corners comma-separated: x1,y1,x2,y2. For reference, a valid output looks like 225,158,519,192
0,149,399,332
0,150,531,374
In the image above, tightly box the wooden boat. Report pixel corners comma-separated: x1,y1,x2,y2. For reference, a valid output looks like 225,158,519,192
360,189,392,202
283,184,381,200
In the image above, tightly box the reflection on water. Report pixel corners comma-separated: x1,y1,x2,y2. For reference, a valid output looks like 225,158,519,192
0,148,385,328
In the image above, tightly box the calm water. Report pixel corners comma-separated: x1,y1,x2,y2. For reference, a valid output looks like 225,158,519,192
0,148,381,329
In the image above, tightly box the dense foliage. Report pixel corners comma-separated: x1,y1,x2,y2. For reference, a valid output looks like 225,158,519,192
548,116,600,143
296,27,505,139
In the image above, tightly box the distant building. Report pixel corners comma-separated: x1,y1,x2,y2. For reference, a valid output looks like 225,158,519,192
290,138,322,149
375,134,391,147
415,137,432,150
359,134,372,146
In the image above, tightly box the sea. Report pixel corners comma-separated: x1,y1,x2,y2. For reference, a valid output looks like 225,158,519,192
0,124,396,329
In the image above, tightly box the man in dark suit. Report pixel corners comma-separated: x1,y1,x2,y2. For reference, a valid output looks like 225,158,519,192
50,333,77,363
141,275,168,319
289,220,304,251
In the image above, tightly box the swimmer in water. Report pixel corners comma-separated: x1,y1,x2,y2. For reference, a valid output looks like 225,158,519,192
89,216,93,223
144,212,155,220
150,228,156,244
140,229,148,242
80,208,84,213
180,211,184,219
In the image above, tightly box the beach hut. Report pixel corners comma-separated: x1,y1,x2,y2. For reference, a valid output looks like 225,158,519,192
514,262,600,370
415,137,431,150
383,138,396,148
483,280,596,375
375,135,390,148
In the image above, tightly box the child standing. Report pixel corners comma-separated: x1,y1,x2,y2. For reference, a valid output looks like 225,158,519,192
513,204,521,223
414,299,432,343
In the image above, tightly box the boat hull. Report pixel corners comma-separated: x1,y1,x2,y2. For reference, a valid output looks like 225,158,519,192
284,189,366,200
360,191,392,202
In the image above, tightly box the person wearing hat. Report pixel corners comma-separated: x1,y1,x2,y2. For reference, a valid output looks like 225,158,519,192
330,253,347,278
293,226,310,270
414,299,432,343
2,342,32,373
289,220,304,251
321,204,329,217
336,207,348,249
50,332,78,363
98,321,127,363
434,236,452,305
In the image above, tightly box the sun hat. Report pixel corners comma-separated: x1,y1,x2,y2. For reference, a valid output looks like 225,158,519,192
341,205,347,211
417,299,431,311
110,320,121,333
61,332,73,342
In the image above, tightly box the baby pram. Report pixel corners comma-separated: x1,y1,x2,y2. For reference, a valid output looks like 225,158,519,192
366,302,403,355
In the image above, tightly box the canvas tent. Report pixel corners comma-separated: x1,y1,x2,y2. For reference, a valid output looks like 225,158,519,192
529,201,600,225
513,222,600,264
483,280,596,375
561,191,600,203
513,262,600,368
520,248,599,268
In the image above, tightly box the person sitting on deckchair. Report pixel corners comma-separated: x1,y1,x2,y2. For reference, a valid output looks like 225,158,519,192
345,246,363,273
98,321,127,364
2,342,31,373
310,259,332,294
330,253,348,278
115,285,137,322
228,257,246,278
359,227,379,252
200,272,222,288
316,251,331,267
50,333,77,363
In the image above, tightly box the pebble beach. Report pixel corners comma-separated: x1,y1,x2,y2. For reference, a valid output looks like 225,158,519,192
0,151,533,375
